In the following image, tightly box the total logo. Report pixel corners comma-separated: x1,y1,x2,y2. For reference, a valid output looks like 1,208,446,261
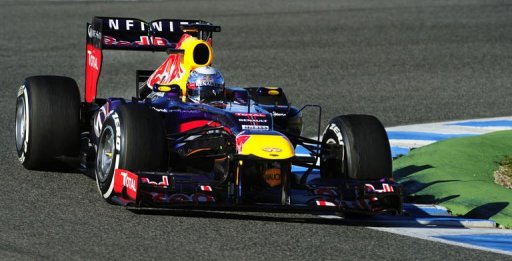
87,50,99,70
120,171,137,193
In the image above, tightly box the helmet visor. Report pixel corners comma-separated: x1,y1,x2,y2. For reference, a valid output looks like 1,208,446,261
188,85,224,103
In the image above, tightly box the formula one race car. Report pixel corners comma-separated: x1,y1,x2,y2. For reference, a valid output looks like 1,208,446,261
15,17,402,215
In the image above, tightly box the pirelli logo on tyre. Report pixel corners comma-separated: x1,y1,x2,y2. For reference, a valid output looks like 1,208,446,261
328,123,343,142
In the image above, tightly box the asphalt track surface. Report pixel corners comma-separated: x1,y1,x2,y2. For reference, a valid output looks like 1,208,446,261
1,0,512,260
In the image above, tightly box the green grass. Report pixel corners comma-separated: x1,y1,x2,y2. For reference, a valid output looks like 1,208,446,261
393,130,512,228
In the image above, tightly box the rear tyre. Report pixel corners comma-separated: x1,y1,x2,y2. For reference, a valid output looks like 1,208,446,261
15,76,81,170
95,104,168,203
320,114,391,180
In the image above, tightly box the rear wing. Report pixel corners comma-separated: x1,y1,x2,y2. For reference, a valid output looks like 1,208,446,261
85,16,220,103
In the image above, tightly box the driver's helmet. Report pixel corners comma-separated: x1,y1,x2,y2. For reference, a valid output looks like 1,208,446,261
186,66,225,103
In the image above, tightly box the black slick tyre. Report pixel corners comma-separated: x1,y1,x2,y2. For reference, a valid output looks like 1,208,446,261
15,76,81,170
95,104,168,203
320,114,392,180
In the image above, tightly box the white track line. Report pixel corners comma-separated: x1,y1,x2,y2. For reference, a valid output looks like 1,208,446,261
371,227,512,256
387,116,512,135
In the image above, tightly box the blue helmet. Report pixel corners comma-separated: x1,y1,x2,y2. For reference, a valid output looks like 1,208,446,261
186,66,225,103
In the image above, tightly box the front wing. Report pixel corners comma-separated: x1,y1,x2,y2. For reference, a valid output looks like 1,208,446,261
110,167,403,216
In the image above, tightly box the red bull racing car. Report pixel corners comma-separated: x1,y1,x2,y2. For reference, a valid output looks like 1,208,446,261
15,17,402,215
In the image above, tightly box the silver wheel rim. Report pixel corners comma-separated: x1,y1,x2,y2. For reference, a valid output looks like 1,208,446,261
97,126,115,182
15,97,26,152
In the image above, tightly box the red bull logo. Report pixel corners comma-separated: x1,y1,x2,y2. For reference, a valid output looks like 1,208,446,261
147,54,185,88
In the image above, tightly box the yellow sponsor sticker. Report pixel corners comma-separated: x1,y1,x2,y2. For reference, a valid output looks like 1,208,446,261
158,86,172,92
268,90,280,96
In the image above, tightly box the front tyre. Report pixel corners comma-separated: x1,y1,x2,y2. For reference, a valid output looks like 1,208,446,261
95,104,168,202
15,76,80,170
320,114,392,180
